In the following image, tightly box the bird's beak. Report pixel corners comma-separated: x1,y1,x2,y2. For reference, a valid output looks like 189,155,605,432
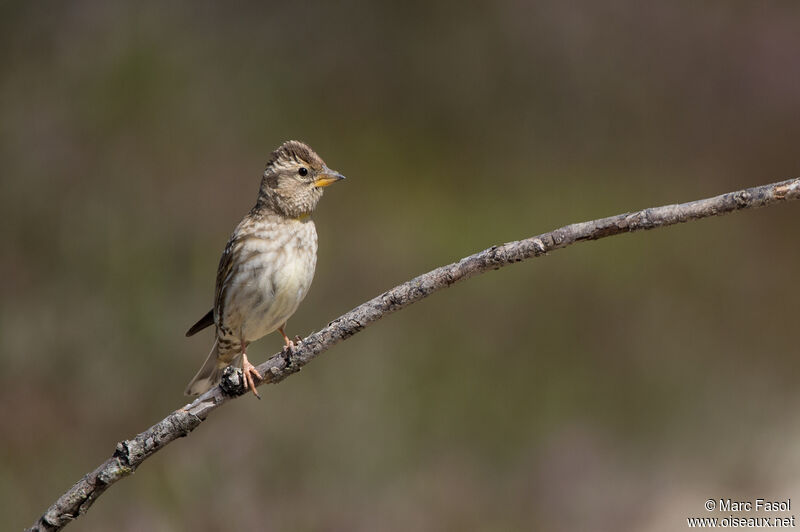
314,166,346,188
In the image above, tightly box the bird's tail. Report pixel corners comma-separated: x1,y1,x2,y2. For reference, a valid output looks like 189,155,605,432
185,340,231,396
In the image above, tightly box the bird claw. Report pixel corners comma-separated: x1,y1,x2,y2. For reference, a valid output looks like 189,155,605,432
281,340,296,367
241,355,262,399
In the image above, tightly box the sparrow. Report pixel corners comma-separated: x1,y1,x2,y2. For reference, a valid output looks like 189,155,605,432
185,140,345,397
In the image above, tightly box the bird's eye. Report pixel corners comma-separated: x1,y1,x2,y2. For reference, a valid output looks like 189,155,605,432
298,167,308,177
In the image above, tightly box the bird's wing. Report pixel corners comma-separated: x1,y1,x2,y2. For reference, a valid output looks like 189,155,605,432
214,214,270,326
213,231,239,328
186,224,245,338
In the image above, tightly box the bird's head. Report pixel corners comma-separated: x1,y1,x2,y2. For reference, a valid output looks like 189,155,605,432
257,140,346,218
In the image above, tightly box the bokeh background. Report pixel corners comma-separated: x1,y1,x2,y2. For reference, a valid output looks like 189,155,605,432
2,1,799,530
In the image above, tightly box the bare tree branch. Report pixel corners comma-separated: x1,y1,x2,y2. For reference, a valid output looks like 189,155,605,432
27,177,800,531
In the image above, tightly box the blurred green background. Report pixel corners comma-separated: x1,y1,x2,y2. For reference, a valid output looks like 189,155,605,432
2,2,799,530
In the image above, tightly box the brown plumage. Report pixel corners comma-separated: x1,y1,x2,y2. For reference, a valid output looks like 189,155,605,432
185,140,345,396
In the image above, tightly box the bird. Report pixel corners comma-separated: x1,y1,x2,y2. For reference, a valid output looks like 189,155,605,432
184,140,346,397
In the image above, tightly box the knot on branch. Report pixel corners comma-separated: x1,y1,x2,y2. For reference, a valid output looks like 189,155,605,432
487,245,507,269
114,440,145,468
627,208,657,230
732,190,752,207
220,366,245,396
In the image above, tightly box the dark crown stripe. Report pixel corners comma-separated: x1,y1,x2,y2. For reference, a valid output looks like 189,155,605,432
266,140,321,169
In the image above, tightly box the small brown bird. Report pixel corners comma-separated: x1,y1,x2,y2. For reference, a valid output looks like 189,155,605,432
185,141,345,397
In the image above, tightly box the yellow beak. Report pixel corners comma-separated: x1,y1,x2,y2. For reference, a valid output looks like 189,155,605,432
314,166,346,188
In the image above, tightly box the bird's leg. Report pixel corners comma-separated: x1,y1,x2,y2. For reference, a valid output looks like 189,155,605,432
278,326,294,350
240,340,262,399
278,325,295,366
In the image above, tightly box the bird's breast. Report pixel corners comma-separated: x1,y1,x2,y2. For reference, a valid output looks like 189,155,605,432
230,219,318,342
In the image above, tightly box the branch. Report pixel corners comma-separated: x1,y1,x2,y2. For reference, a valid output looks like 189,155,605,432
28,178,800,531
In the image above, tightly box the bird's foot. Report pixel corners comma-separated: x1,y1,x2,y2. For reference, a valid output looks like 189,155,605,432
281,339,297,367
241,354,263,399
